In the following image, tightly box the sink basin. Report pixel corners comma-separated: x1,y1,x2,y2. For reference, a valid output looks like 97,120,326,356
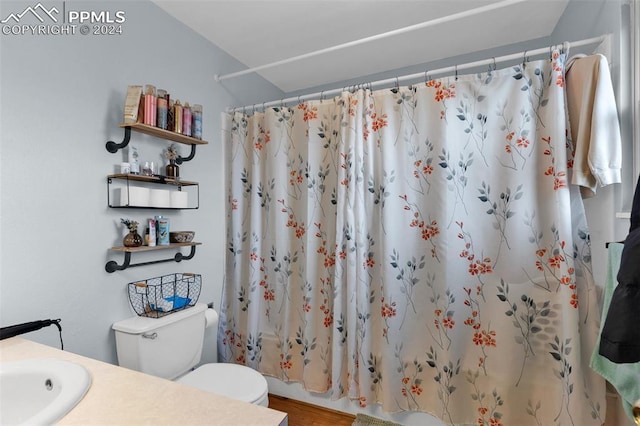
0,358,92,425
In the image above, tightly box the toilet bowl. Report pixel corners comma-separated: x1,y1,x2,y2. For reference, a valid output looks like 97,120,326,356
177,363,269,407
112,303,268,407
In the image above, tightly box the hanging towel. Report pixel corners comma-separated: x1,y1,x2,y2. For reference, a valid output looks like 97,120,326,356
590,242,640,421
565,54,622,198
591,175,640,420
599,175,640,361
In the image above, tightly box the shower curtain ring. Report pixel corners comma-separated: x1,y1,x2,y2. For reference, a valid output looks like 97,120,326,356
454,64,458,81
424,70,429,83
489,57,496,72
320,91,324,102
522,50,528,69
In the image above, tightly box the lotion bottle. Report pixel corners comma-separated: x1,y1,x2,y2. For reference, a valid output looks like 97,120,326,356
148,218,156,247
157,217,170,246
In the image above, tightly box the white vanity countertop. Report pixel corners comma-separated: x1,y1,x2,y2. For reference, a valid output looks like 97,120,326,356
0,337,288,426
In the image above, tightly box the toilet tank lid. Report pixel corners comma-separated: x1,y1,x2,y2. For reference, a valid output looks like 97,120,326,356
112,303,207,334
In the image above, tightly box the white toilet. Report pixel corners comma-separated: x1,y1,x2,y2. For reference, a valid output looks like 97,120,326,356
112,303,269,407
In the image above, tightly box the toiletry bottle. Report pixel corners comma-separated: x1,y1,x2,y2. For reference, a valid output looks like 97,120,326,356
182,102,192,137
128,145,140,174
144,227,150,246
154,215,163,242
143,85,157,126
148,218,157,247
137,92,145,123
192,104,203,140
157,217,170,246
167,100,175,132
156,89,168,130
173,100,183,134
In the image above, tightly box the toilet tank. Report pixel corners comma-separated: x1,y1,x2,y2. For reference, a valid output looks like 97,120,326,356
112,303,208,380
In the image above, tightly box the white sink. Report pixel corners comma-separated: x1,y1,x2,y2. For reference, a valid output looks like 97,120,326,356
0,358,92,425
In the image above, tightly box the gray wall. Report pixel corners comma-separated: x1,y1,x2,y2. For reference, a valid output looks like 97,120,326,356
0,0,282,364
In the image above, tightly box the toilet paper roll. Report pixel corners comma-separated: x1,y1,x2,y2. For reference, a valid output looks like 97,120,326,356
205,308,218,329
113,187,150,207
170,191,189,208
149,189,171,208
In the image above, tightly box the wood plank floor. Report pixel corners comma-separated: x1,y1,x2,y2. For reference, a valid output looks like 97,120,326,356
268,394,355,426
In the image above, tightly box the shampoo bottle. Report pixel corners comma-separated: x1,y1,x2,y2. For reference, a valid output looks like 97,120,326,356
167,100,175,131
192,104,203,140
182,102,192,137
143,85,157,126
156,89,168,130
173,100,183,134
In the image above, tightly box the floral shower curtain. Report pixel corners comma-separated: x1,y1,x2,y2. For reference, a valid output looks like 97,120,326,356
220,52,605,425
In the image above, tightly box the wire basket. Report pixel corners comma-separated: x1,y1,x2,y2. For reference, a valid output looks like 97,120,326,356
128,273,201,318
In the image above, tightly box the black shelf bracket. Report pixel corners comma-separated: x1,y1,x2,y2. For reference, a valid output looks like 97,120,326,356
176,144,196,164
105,245,197,273
106,126,131,153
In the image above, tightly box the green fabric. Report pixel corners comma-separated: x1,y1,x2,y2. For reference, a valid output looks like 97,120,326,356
351,414,403,426
589,242,640,421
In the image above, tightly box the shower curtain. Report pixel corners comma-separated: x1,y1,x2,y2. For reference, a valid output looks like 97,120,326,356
221,51,605,425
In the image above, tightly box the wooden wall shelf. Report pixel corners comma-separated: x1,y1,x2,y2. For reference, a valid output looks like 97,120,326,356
105,242,201,273
108,173,198,186
105,123,208,164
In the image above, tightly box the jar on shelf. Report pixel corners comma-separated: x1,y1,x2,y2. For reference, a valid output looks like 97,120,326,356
121,219,143,247
123,229,143,247
166,159,179,179
165,144,179,179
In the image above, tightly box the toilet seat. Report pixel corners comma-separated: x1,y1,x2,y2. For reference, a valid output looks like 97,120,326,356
177,363,269,407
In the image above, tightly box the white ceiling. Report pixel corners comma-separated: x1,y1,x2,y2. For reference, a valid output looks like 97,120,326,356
152,0,570,93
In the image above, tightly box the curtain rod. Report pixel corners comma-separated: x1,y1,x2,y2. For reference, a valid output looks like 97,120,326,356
227,34,608,113
215,0,527,83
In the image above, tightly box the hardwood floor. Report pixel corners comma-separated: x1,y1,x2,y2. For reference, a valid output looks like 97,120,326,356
268,394,356,426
